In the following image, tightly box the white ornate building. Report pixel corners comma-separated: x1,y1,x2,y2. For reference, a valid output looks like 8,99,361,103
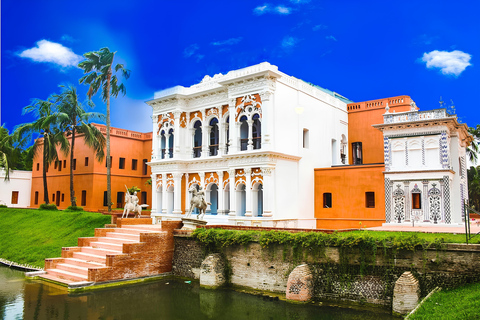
374,104,472,225
146,62,350,228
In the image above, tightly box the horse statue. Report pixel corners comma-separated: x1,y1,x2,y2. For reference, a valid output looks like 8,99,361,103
186,185,211,220
122,190,142,219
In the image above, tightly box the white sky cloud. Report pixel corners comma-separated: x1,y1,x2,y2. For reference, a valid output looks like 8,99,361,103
183,44,199,58
253,4,292,15
275,5,292,14
325,35,337,41
290,0,310,3
18,40,82,68
282,36,298,48
421,50,472,76
313,24,327,31
211,37,243,46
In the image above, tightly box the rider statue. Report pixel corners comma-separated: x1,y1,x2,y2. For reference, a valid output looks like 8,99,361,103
197,185,208,208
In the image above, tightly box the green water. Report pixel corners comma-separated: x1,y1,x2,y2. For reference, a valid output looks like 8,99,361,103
0,266,399,320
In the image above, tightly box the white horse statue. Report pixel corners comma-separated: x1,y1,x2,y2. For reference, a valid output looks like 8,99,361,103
122,191,142,218
186,185,211,220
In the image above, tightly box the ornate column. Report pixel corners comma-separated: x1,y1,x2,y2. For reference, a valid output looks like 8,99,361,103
162,174,168,214
190,128,196,158
219,122,226,156
201,110,209,157
184,173,190,214
217,171,224,215
228,99,238,153
259,91,273,150
247,119,254,151
199,172,205,189
261,168,274,217
151,174,157,214
173,111,181,158
404,181,410,221
245,168,252,216
172,172,183,214
151,115,159,160
422,181,429,221
228,169,236,216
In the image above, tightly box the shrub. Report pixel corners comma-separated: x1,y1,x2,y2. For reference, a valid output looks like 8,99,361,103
0,204,8,208
39,203,58,210
65,206,84,212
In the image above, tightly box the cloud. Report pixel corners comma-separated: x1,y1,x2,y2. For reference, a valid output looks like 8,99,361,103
60,34,76,43
325,35,337,41
313,24,327,31
18,40,82,68
290,0,310,3
282,36,299,48
275,5,292,14
253,4,292,15
414,34,438,46
211,37,243,46
195,54,205,62
421,50,472,76
183,44,199,58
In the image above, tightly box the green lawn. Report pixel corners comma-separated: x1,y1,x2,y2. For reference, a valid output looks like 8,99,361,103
0,207,110,268
336,230,480,244
409,282,480,320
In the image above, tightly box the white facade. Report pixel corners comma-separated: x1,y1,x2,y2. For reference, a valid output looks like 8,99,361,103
147,62,349,228
0,169,32,207
375,107,472,225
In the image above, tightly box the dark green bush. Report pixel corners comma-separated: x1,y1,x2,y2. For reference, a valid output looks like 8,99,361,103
65,206,84,212
39,203,58,211
0,204,8,208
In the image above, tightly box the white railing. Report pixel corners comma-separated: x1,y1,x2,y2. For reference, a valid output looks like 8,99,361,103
384,109,452,124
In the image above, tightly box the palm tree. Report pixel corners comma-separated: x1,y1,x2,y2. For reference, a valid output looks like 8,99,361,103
78,47,130,212
467,125,480,164
15,98,69,204
0,125,16,180
55,84,106,207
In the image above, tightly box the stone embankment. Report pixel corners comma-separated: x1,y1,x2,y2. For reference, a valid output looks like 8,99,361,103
173,231,480,315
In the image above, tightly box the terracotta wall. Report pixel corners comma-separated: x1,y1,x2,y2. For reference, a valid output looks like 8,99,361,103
30,124,152,211
347,96,412,165
314,164,385,229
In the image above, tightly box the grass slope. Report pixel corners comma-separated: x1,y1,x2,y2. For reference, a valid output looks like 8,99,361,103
0,208,110,268
409,282,480,320
337,230,480,244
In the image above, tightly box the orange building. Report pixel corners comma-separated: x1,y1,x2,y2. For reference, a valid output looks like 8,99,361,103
315,96,412,229
30,124,152,211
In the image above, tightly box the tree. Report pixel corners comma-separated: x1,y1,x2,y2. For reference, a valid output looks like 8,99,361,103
467,125,480,164
468,166,480,210
15,98,69,204
55,84,106,207
78,47,130,212
0,125,18,180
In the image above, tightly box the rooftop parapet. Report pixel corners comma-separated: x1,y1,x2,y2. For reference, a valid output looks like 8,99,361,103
383,108,454,124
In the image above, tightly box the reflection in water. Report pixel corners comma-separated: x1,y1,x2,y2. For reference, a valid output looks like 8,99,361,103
1,266,398,320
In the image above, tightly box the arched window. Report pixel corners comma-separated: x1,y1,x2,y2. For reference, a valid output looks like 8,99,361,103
160,130,166,159
240,116,248,151
209,184,218,215
236,183,246,216
193,121,202,158
253,183,263,217
252,114,261,150
209,118,219,156
225,116,230,154
168,128,174,158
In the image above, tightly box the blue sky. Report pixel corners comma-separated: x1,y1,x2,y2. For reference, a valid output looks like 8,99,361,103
1,0,479,137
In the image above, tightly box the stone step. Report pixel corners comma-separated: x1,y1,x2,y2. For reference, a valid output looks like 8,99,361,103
72,251,107,264
108,232,140,241
46,268,88,282
100,237,139,245
63,258,105,269
112,228,158,235
80,246,122,256
90,241,124,252
124,225,164,232
56,263,89,276
39,273,78,285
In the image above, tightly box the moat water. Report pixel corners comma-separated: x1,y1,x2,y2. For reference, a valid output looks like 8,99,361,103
0,266,399,320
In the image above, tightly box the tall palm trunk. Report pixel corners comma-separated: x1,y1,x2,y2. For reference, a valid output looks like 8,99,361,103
70,127,76,207
42,138,49,204
106,63,113,212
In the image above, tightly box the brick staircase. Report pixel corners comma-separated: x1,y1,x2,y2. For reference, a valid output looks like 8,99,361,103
39,219,182,285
